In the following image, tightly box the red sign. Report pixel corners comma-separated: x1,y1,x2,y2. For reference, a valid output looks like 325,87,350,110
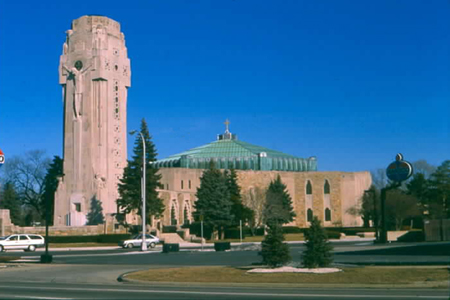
0,149,4,166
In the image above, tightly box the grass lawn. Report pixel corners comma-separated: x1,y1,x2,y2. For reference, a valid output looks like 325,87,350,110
49,243,118,248
207,233,304,243
126,266,448,285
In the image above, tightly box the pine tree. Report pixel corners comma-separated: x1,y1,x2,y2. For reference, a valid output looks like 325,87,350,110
86,196,105,225
260,223,291,267
0,182,22,225
226,168,254,226
302,216,333,268
117,119,164,224
41,156,63,226
194,161,232,239
427,160,450,218
263,175,295,226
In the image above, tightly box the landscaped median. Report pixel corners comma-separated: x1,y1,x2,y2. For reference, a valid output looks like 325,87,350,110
124,266,448,287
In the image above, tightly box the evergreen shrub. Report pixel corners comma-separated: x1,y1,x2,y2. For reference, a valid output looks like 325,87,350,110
302,217,333,268
260,224,291,267
189,222,213,240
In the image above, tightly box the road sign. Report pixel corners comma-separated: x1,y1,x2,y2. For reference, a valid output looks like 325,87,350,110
199,215,204,222
386,153,413,182
0,149,4,168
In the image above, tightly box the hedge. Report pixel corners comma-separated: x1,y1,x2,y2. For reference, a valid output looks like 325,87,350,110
324,230,341,239
48,234,132,244
224,228,246,239
162,225,178,233
281,226,305,234
214,242,231,251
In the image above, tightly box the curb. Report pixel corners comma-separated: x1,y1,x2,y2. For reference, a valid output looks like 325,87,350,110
117,275,449,289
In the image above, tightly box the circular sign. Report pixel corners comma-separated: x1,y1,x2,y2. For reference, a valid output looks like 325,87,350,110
386,153,413,182
0,149,4,167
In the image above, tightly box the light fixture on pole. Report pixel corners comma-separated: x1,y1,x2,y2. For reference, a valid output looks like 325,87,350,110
129,130,147,251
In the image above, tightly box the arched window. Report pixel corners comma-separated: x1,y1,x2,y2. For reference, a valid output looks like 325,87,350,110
170,205,177,225
306,181,312,195
325,208,331,221
307,209,313,222
324,180,330,194
183,206,189,225
170,200,178,225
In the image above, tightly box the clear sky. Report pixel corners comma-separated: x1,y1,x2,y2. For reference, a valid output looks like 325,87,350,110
0,0,448,172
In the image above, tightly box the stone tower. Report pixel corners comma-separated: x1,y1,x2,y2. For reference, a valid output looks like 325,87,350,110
54,16,130,226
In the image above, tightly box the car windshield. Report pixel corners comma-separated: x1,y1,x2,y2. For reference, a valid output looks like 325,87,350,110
132,234,154,240
0,235,10,240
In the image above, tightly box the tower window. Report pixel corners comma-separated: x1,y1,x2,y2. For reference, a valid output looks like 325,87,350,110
181,180,184,189
324,180,330,194
306,181,312,195
75,203,81,212
189,180,191,189
325,208,331,221
307,208,313,222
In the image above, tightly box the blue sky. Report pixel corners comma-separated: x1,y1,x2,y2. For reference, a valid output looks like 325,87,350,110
0,0,448,172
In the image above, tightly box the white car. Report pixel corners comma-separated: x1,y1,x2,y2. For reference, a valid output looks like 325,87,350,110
118,234,159,249
0,234,45,252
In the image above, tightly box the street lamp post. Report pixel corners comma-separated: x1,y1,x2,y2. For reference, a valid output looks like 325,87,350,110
130,130,147,251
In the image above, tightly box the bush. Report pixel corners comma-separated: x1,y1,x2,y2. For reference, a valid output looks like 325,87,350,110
260,224,291,267
48,234,132,244
302,216,333,268
163,243,179,253
397,231,424,242
282,226,304,234
162,225,178,233
325,230,341,240
224,228,245,239
214,242,231,251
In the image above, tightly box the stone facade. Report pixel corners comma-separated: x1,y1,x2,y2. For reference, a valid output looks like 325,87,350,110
54,16,130,226
155,168,371,228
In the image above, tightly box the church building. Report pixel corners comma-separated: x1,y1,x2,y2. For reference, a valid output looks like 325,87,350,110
153,122,371,229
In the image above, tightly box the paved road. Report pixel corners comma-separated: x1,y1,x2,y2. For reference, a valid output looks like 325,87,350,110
0,241,449,299
0,281,447,299
3,241,449,266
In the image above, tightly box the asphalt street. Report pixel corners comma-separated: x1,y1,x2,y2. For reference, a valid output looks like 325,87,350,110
3,240,449,266
0,241,449,299
0,281,447,299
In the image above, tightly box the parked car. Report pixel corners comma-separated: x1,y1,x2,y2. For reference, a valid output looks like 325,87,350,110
118,234,159,249
0,234,45,252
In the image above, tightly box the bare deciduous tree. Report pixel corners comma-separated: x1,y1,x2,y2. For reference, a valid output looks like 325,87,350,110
2,150,51,221
242,186,266,232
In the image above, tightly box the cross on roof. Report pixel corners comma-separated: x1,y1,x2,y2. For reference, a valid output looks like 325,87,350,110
224,119,230,133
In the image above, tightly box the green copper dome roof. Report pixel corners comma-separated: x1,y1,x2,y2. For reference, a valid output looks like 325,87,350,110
154,123,317,172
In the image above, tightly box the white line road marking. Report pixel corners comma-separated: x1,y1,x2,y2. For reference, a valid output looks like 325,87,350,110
0,285,445,298
12,296,73,299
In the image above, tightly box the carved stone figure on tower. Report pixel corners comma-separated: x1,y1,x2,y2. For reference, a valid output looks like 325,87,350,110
63,61,91,118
